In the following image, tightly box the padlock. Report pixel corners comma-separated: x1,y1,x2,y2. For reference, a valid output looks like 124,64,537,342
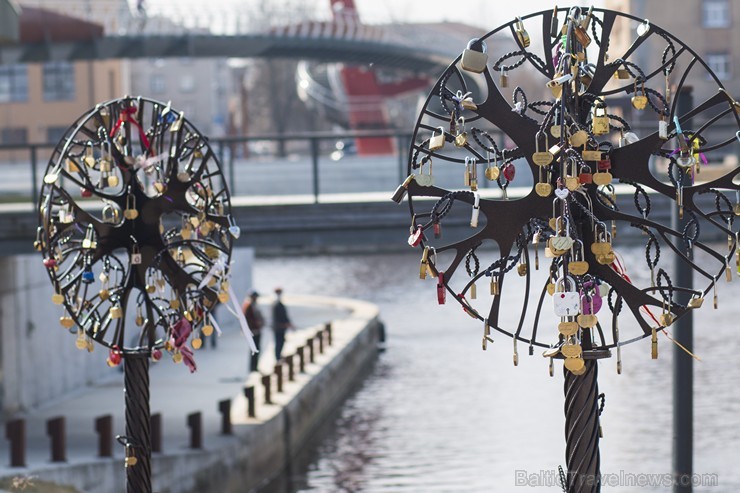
391,174,415,204
82,224,96,250
573,24,591,47
437,271,446,304
546,73,572,99
461,38,488,73
569,125,589,147
66,158,80,173
499,69,508,88
408,224,424,248
514,17,530,48
502,162,516,181
658,119,669,140
561,339,583,358
454,117,467,147
469,158,478,191
581,141,602,162
416,157,434,187
549,6,560,37
420,246,430,280
558,319,579,336
564,157,580,192
84,143,96,168
131,245,142,265
485,151,500,180
568,240,589,276
470,192,481,227
577,293,598,328
578,164,593,184
60,315,75,328
107,347,122,367
631,79,648,110
553,276,581,317
124,444,138,468
532,132,554,166
535,164,552,197
591,222,613,255
52,292,65,304
102,203,120,224
110,303,123,319
123,192,138,220
429,126,446,151
548,212,573,256
591,105,610,136
564,356,586,373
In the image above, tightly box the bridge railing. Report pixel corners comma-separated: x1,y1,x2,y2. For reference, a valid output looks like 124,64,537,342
1,125,736,208
0,130,419,207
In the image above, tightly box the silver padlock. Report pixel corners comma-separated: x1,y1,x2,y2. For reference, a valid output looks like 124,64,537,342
461,38,488,74
131,245,142,265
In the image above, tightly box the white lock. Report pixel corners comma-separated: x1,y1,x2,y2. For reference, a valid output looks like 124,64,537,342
553,276,581,317
470,192,480,228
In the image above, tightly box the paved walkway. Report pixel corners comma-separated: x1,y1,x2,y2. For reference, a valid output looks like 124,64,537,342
0,295,351,489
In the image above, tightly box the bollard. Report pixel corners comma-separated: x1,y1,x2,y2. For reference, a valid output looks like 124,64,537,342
326,322,333,346
150,413,162,453
286,354,295,381
318,329,325,354
94,415,113,457
46,416,66,462
244,386,256,418
275,363,284,393
308,338,315,363
262,374,272,405
218,399,232,435
298,347,306,373
186,412,202,449
5,418,26,467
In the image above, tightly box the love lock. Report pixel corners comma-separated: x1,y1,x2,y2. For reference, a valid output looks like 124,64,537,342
577,293,598,328
558,319,579,336
415,157,434,187
553,276,580,317
568,240,589,276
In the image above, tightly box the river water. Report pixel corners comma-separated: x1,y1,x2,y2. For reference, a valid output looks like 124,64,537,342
253,249,740,492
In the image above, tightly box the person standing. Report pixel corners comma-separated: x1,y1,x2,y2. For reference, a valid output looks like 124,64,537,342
271,287,293,362
242,290,264,373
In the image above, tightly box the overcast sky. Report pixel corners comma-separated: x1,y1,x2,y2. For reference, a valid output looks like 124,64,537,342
141,0,606,31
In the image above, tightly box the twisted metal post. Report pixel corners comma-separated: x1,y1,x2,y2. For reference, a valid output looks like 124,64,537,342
124,354,152,493
564,360,601,493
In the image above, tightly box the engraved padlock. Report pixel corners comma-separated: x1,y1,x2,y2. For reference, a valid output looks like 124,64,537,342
568,240,589,276
553,276,581,317
591,105,610,136
532,132,554,166
416,156,434,187
461,38,488,73
569,124,589,147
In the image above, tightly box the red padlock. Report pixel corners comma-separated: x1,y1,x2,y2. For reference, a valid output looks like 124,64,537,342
151,348,162,361
502,163,516,181
437,271,446,304
43,257,57,268
433,222,441,239
80,187,93,198
597,157,612,171
579,165,593,184
408,225,424,247
107,346,122,367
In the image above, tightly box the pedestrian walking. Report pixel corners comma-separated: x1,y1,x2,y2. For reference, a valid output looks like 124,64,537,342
242,290,264,373
271,287,293,362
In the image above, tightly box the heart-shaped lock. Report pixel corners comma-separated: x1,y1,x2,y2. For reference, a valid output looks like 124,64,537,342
550,235,574,253
561,342,583,358
503,163,516,181
592,171,613,185
596,251,616,264
565,177,580,191
558,321,579,336
577,313,598,328
60,315,75,328
52,293,64,304
564,357,585,372
554,188,569,200
408,224,424,247
535,182,552,197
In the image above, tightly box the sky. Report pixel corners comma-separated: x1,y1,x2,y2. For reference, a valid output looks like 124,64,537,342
140,0,607,31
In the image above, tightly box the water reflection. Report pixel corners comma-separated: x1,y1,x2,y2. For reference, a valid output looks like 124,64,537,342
253,249,740,492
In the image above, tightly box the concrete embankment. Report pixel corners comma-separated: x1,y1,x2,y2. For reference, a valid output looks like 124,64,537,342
0,295,382,493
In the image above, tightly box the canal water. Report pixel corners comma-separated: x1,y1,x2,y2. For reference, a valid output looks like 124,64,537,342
253,249,740,492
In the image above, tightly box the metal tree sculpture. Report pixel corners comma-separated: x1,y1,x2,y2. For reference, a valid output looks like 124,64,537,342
395,7,739,492
36,96,244,492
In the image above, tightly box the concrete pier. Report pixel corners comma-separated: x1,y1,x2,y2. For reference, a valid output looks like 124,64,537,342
0,294,382,493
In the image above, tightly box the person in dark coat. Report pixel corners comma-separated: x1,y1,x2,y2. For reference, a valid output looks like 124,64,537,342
271,287,293,361
242,290,264,372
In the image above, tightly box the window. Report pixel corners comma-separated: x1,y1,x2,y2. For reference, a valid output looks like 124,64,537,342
703,0,730,28
43,62,75,101
150,74,166,94
180,74,195,93
706,53,731,80
47,126,68,144
1,128,28,145
0,65,28,103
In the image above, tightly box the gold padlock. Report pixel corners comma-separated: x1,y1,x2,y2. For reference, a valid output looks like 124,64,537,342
123,193,138,220
60,315,75,328
631,79,648,110
110,304,123,319
558,320,579,336
192,337,203,350
591,106,610,136
52,292,65,304
202,324,214,337
514,17,530,48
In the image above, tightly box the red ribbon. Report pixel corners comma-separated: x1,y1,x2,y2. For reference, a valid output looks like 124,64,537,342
111,106,151,154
